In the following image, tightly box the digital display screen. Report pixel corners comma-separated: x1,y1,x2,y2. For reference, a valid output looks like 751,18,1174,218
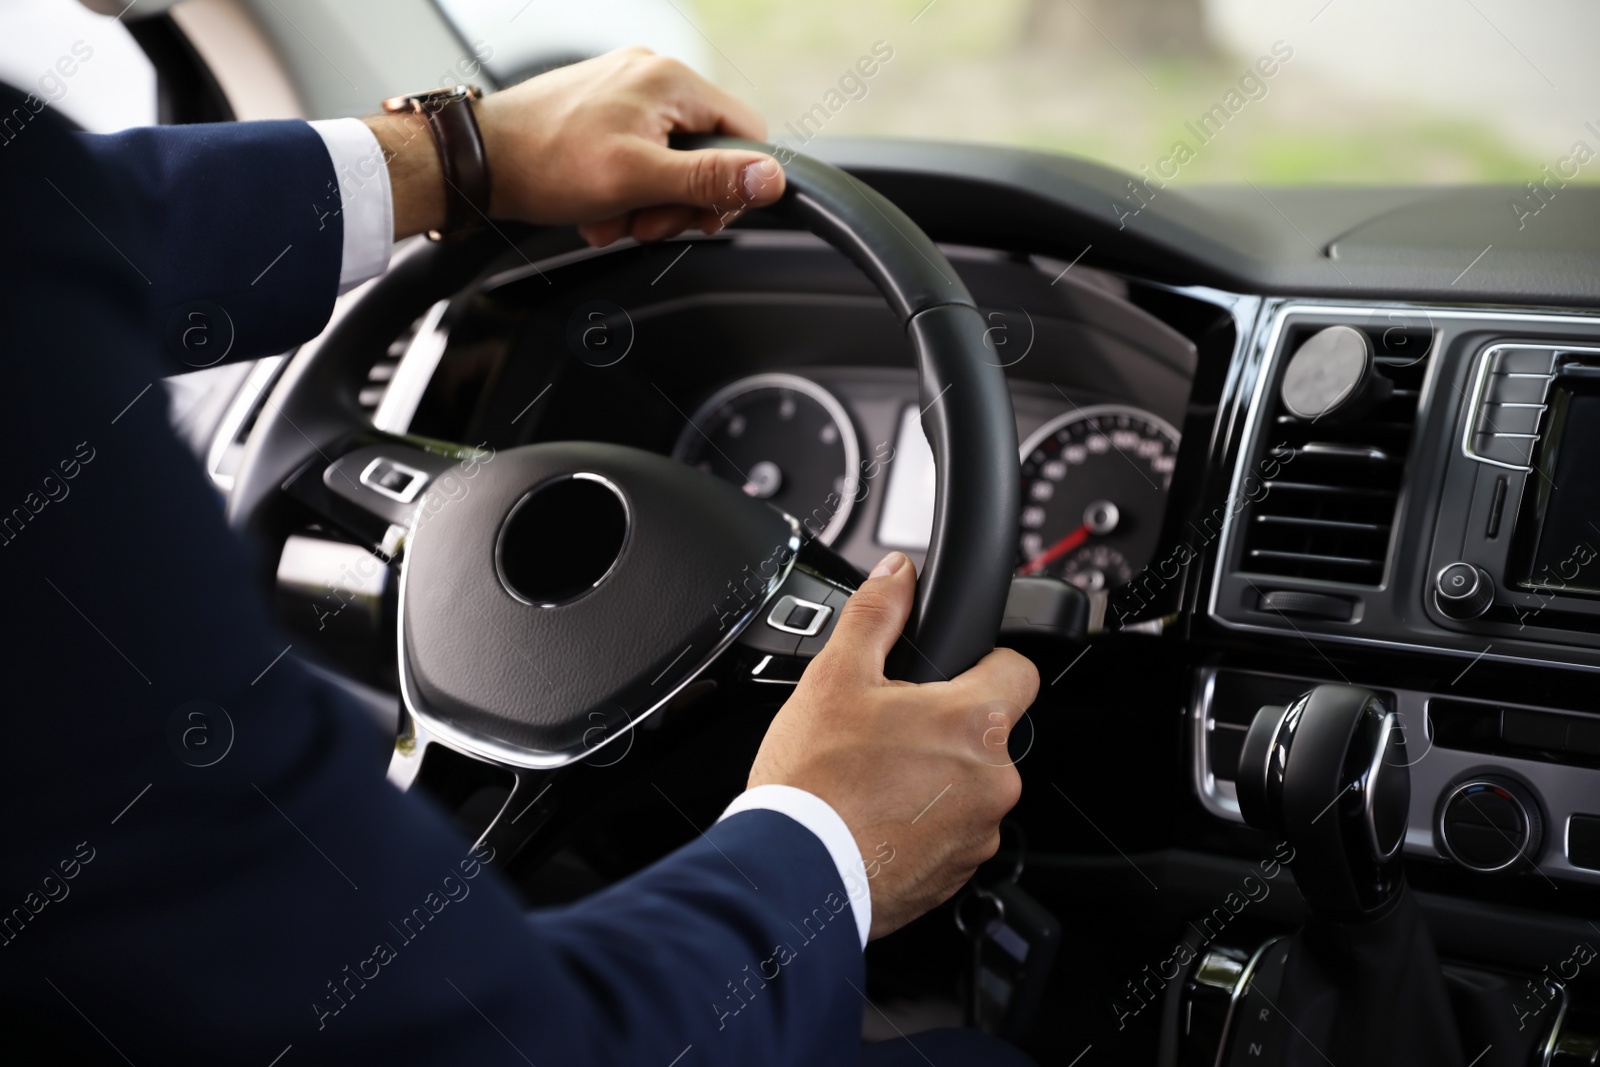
1523,390,1600,594
876,405,936,551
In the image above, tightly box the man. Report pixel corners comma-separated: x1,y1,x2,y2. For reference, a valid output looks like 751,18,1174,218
0,43,1039,1065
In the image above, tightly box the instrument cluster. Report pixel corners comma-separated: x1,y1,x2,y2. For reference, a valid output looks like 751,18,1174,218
672,372,1179,596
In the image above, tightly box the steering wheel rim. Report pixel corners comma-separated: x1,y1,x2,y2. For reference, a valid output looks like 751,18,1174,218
684,136,1020,682
228,141,1018,769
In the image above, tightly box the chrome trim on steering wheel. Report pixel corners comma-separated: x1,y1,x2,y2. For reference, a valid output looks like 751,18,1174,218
492,472,632,608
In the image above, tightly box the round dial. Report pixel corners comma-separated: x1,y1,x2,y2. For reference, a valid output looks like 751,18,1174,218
1437,777,1542,873
1016,405,1180,591
1059,544,1133,592
672,373,860,546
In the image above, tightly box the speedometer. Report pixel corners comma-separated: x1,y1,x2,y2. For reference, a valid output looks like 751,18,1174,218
672,373,860,545
1016,405,1179,592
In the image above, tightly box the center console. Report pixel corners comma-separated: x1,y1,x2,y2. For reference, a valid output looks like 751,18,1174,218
1185,677,1600,1067
1194,667,1600,888
1197,303,1600,882
1208,302,1600,667
1183,301,1600,1064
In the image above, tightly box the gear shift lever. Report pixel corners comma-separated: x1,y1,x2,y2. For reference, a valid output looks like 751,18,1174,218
1232,685,1464,1067
1236,684,1410,918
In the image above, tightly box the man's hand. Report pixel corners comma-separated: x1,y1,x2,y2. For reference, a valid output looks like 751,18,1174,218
367,47,786,245
748,551,1040,940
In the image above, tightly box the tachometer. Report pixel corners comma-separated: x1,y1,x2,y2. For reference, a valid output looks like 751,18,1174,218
1016,405,1179,592
672,373,860,545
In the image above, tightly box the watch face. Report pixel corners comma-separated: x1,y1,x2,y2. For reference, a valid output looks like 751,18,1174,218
381,85,480,114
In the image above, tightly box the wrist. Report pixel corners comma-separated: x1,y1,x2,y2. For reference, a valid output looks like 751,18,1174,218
363,112,445,240
720,784,872,948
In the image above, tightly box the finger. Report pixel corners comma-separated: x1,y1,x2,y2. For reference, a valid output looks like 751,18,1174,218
693,152,785,233
951,647,1040,725
695,207,728,235
672,75,768,142
629,205,699,243
617,142,787,220
641,56,768,141
578,214,634,247
816,552,916,682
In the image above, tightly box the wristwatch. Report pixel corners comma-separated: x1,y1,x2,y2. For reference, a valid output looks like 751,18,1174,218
380,84,490,241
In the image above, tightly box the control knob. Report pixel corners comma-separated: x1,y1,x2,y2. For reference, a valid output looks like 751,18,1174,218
1434,561,1494,620
1437,776,1542,873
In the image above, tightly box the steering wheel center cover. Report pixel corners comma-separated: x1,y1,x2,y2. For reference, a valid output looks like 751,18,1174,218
399,442,798,764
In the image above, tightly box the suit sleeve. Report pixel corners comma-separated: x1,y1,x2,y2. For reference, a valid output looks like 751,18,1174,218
1,89,866,1066
73,118,344,368
6,658,867,1066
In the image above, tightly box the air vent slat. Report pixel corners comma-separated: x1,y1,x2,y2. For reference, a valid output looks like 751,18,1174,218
358,311,429,417
1265,481,1397,497
1290,442,1394,462
1255,515,1389,533
1248,549,1385,569
1237,324,1429,585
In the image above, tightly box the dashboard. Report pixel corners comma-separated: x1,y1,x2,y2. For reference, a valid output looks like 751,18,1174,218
194,141,1600,1060
362,232,1202,608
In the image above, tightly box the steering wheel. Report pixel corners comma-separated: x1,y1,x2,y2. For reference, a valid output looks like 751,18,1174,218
227,139,1019,854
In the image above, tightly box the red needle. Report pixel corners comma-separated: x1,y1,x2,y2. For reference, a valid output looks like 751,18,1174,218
1020,523,1090,575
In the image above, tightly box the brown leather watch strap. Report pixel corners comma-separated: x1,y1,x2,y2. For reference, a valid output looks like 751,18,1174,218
381,85,490,241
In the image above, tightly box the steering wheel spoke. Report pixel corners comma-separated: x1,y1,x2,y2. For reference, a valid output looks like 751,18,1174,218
738,536,862,684
281,430,491,558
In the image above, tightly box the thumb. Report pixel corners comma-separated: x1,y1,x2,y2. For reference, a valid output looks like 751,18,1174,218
820,552,916,682
629,143,786,217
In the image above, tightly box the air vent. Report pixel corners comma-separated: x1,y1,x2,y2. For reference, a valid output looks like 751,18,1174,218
1237,327,1430,585
359,312,427,415
206,355,285,492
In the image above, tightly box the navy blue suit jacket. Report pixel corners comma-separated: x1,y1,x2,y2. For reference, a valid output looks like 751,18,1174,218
0,86,863,1064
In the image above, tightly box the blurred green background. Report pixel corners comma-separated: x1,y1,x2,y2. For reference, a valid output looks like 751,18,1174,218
680,0,1596,186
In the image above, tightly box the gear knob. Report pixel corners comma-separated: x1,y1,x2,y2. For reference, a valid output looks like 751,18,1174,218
1236,684,1411,919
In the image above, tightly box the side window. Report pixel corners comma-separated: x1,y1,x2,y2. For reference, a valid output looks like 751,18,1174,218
433,0,709,86
0,0,156,132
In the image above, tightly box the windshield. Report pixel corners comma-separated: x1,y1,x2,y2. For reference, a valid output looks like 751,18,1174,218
439,0,1596,186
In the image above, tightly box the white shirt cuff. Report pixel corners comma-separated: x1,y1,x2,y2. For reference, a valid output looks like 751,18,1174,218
718,784,871,949
309,117,394,295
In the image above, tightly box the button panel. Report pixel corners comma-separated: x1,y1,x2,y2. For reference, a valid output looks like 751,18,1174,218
359,456,430,503
766,594,832,636
739,569,850,660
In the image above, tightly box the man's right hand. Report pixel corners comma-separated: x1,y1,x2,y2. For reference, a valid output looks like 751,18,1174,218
747,551,1040,939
